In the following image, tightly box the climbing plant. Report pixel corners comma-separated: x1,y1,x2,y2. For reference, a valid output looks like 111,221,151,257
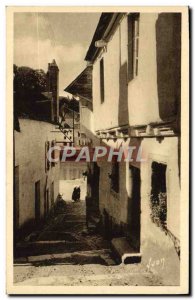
150,192,167,228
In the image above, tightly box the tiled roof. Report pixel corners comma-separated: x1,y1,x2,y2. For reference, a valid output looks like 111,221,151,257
64,66,92,102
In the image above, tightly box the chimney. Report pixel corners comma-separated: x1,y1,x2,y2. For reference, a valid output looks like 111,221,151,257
47,59,59,123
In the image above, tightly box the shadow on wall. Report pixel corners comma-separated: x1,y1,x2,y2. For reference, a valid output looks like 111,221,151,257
156,13,181,132
118,62,129,126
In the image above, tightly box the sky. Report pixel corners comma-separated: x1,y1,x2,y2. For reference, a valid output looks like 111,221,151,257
14,13,100,96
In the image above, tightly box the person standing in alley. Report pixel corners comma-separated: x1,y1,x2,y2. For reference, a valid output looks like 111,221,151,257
72,187,77,202
76,186,81,201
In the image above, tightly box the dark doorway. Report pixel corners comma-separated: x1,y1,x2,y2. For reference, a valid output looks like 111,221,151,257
35,180,40,221
103,209,111,239
91,162,100,208
129,165,141,252
14,166,19,232
51,182,54,209
44,188,49,217
86,162,100,229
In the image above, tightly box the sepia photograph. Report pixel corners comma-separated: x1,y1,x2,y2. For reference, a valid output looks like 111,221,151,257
6,6,189,295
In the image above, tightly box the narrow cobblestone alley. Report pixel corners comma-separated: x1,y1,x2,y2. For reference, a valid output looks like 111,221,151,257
14,199,163,286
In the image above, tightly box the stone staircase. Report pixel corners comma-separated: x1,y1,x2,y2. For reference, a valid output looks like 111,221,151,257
15,248,116,266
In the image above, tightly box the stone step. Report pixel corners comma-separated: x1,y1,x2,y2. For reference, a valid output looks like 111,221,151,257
111,237,141,264
36,231,78,242
15,271,151,286
14,249,116,266
15,240,92,258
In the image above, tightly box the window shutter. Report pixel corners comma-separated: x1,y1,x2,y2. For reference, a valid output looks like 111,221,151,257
45,141,50,172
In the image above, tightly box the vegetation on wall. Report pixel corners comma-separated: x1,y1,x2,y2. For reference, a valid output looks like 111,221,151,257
13,64,79,131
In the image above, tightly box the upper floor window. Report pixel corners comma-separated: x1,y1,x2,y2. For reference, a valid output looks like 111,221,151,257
128,13,140,81
100,58,105,103
51,140,56,167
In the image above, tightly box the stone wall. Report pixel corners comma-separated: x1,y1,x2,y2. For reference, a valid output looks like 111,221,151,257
14,119,61,229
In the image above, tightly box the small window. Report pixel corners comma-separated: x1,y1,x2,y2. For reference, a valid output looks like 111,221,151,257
100,58,105,103
128,13,140,81
110,161,119,193
150,161,167,228
45,141,50,172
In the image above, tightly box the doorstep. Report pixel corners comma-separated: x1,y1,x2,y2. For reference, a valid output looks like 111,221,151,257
111,237,142,264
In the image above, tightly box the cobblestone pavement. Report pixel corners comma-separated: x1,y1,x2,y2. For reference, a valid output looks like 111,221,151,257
14,200,163,286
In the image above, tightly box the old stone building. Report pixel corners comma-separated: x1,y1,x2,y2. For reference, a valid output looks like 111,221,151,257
14,59,88,241
14,119,62,231
65,12,181,284
14,60,63,237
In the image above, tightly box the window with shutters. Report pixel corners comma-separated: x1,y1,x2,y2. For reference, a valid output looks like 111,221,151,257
128,13,140,81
